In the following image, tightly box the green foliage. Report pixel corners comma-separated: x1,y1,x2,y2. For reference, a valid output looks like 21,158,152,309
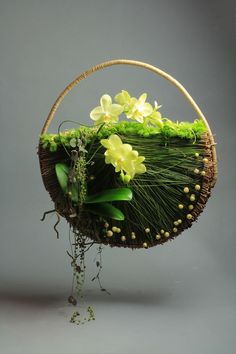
68,183,79,203
75,155,87,203
55,162,129,220
86,203,125,220
70,306,96,325
84,188,132,204
55,162,79,202
40,119,207,151
55,163,69,193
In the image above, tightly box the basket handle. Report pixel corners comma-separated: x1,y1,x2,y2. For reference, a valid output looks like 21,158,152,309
41,59,217,182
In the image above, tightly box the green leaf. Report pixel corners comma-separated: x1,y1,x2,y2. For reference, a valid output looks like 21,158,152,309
68,183,79,203
55,163,69,192
77,139,83,146
55,163,79,203
86,203,125,220
79,146,88,154
69,138,77,148
84,188,133,204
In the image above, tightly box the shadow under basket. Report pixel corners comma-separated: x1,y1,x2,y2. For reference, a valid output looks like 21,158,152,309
38,59,217,249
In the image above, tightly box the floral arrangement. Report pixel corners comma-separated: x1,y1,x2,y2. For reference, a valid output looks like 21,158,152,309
39,89,213,323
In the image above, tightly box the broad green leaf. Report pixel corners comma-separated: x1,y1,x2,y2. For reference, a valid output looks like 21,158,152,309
84,188,132,204
68,183,79,203
55,163,69,192
55,163,79,203
86,203,125,220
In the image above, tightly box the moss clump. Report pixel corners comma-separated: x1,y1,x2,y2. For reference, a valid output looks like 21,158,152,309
40,119,207,152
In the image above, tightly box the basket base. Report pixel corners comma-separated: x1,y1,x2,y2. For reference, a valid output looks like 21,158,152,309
38,133,216,249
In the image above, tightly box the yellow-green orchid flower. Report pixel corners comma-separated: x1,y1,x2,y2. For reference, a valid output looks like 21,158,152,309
100,134,146,182
144,101,164,127
114,90,135,112
126,93,153,123
90,94,123,125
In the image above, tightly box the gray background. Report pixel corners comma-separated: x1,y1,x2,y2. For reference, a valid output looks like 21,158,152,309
0,0,235,353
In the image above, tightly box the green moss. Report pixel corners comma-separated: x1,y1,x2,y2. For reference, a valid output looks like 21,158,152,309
40,119,207,152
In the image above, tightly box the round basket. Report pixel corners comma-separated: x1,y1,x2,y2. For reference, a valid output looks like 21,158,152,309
38,59,217,249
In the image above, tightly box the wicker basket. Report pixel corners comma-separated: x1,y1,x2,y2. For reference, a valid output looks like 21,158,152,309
38,59,217,249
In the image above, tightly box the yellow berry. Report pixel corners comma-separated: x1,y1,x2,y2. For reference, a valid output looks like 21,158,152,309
116,228,121,233
156,234,161,240
195,153,199,157
112,226,117,232
201,171,206,176
190,194,196,202
178,219,182,224
173,227,178,233
107,230,113,237
178,204,184,209
121,235,126,242
187,214,193,220
104,222,109,228
194,168,199,174
195,184,201,191
174,221,179,226
160,229,165,234
145,228,150,233
184,187,189,193
203,158,208,163
131,232,136,240
143,242,148,248
164,232,170,238
188,204,194,210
